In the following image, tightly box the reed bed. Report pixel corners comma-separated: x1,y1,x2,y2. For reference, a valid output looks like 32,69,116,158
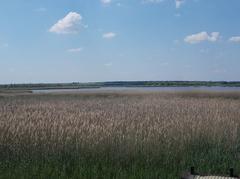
0,91,240,178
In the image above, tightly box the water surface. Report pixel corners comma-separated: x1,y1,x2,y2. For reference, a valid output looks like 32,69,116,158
33,86,240,94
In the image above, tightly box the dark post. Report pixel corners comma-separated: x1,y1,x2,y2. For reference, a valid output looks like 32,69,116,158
190,167,195,175
230,168,234,177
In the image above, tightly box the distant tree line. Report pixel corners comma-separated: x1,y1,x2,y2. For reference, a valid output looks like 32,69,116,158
101,81,240,87
0,81,240,90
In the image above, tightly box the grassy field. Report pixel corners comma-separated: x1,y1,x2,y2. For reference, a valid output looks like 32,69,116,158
0,91,240,178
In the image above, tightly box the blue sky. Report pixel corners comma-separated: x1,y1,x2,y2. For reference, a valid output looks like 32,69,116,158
0,0,240,84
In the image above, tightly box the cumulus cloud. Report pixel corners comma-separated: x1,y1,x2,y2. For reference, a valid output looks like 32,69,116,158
184,31,220,44
102,32,116,39
208,32,220,42
175,0,184,8
101,0,111,4
229,36,240,43
67,48,83,53
49,12,85,34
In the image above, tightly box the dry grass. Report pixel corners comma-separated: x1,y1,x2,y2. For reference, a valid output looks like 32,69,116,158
0,91,240,178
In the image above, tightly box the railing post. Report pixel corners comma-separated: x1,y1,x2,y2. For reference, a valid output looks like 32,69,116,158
230,168,234,177
190,167,195,175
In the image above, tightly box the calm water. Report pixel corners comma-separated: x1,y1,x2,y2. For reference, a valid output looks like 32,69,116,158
32,86,240,94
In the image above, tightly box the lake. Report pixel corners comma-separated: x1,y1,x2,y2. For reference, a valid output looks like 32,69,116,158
32,86,240,94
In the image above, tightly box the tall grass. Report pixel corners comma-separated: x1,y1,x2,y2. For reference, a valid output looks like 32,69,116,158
0,91,240,178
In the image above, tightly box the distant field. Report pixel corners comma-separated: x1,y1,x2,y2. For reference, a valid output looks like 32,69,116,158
0,91,240,178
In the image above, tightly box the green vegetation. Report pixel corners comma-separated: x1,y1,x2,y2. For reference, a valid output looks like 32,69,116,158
0,81,240,91
0,91,240,178
0,82,101,91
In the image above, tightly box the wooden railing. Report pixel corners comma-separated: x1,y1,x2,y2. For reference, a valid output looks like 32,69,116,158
181,167,239,179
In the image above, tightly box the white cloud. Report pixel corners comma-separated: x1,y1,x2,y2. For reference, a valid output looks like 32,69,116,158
175,0,184,8
49,12,84,34
213,69,227,74
142,0,164,3
184,65,192,69
159,62,169,66
34,8,47,12
184,31,220,44
208,32,220,42
1,43,9,48
229,36,240,43
3,43,9,47
174,40,180,44
104,62,113,67
101,0,111,4
67,48,83,53
102,32,116,39
200,48,209,54
175,13,181,17
9,68,15,73
143,0,184,8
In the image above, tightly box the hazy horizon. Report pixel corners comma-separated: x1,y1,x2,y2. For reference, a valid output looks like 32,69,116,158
1,0,240,84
